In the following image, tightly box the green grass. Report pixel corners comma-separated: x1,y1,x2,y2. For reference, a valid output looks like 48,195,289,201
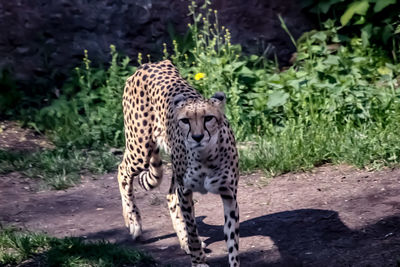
0,148,120,190
0,227,153,266
239,117,400,176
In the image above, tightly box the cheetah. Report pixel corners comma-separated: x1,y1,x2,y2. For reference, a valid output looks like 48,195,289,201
118,60,239,266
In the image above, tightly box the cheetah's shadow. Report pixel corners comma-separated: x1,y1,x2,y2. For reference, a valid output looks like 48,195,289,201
195,209,400,266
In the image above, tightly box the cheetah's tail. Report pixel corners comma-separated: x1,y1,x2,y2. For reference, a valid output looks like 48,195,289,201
138,154,163,191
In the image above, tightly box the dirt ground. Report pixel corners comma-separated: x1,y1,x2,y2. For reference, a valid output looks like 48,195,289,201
1,122,400,266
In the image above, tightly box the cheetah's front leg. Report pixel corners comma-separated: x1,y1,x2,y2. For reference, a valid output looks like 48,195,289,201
221,196,240,267
167,186,190,254
173,186,208,267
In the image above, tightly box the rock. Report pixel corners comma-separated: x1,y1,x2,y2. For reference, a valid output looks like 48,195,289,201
0,0,314,89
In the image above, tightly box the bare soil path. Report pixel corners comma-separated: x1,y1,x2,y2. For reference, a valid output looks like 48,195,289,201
1,121,400,266
1,165,400,266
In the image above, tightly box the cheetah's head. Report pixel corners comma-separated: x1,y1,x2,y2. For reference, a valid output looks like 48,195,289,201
174,92,226,150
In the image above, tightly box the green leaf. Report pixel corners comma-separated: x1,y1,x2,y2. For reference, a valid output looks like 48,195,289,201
361,23,372,47
249,55,259,62
352,57,366,63
354,16,366,25
238,66,254,78
267,90,289,109
373,0,396,12
395,24,400,34
340,0,370,26
382,24,394,44
231,61,246,71
311,31,327,42
325,55,340,65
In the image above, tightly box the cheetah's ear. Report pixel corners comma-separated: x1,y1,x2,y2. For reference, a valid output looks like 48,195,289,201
210,91,226,107
173,94,186,108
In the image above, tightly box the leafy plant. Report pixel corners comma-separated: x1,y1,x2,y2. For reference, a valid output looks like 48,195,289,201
237,17,400,174
32,45,135,148
302,0,400,59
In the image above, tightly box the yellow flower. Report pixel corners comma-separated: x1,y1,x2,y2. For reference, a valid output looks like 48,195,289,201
194,72,205,80
377,66,392,76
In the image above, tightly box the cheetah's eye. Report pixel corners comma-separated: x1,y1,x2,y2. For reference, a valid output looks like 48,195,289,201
180,118,190,124
204,116,215,122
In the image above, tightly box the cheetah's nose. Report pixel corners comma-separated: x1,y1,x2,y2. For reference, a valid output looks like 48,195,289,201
192,134,204,143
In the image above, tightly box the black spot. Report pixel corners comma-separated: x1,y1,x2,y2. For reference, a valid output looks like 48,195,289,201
221,194,233,200
230,211,236,219
151,161,162,168
181,206,192,213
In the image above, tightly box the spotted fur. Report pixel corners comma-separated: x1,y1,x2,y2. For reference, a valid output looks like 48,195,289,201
118,60,240,266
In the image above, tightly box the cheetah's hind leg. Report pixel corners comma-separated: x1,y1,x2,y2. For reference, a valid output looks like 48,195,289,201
118,144,164,240
117,155,142,240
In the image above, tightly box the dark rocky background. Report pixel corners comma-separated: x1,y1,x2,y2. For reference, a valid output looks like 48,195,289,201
0,0,313,86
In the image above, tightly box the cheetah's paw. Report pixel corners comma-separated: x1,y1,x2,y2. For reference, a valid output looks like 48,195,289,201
129,222,142,240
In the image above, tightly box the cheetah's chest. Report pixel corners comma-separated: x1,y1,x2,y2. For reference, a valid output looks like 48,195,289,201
183,165,210,194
